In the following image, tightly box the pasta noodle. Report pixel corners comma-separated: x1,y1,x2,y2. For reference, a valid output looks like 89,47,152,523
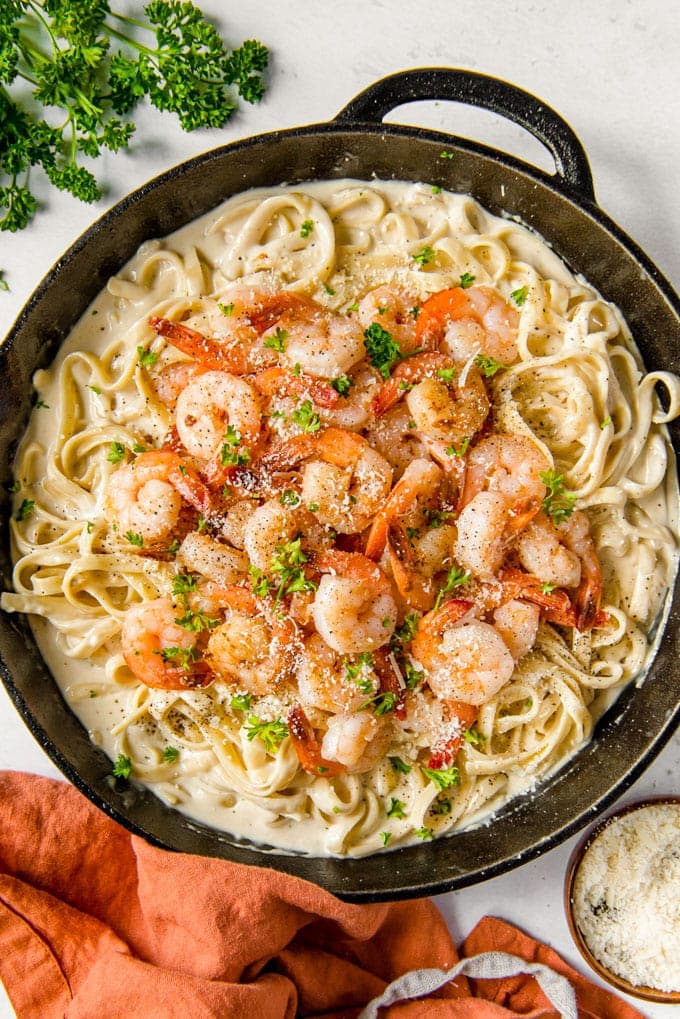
3,180,679,858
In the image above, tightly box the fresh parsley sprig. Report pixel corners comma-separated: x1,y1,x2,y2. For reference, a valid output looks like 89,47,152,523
0,1,268,241
540,469,577,524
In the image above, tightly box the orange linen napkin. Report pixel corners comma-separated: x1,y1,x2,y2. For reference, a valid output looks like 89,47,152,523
0,771,643,1018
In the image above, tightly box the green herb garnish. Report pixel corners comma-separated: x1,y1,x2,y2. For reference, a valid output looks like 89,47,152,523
230,693,252,712
244,715,289,754
433,566,470,611
162,746,179,763
474,354,505,377
459,272,476,288
421,765,461,790
291,399,320,433
540,469,577,524
389,756,412,775
15,498,34,521
330,375,352,397
511,286,528,306
217,302,235,317
413,245,435,267
263,327,288,352
0,2,268,239
107,441,126,464
137,346,158,367
220,425,250,467
386,797,406,819
112,753,132,779
363,322,403,379
124,531,144,547
300,219,314,238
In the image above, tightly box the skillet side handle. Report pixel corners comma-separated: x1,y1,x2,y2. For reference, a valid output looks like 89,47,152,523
334,67,596,205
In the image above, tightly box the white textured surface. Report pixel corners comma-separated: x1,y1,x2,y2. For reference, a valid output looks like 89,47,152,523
1,1,678,1016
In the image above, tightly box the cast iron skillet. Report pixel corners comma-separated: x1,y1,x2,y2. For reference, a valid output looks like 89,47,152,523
1,69,679,902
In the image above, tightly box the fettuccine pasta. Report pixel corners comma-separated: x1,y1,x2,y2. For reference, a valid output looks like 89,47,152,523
3,180,679,857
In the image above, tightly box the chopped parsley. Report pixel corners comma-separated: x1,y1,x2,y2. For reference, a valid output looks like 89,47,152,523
34,398,49,409
346,301,359,313
249,565,271,597
172,572,198,596
112,753,132,779
413,244,435,267
137,346,158,368
440,150,454,159
540,469,577,524
391,612,420,649
160,645,200,671
431,798,452,816
330,375,353,397
600,416,612,429
300,219,314,238
511,286,528,306
107,441,127,464
386,797,406,819
220,425,251,467
414,826,434,840
474,354,505,377
389,756,412,774
431,184,442,194
15,498,34,521
263,327,288,352
381,831,392,846
162,746,179,763
459,272,476,289
433,566,470,611
424,507,452,530
363,322,404,379
403,661,423,690
540,581,557,594
124,531,144,547
280,488,301,508
463,727,486,747
174,607,219,633
359,691,398,716
409,305,421,319
344,651,374,687
445,437,470,458
217,302,235,317
322,282,336,295
88,385,102,395
244,715,289,754
230,693,252,712
291,399,321,433
270,538,316,601
436,367,457,384
421,765,461,790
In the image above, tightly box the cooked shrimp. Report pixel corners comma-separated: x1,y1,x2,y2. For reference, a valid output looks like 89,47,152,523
320,363,381,431
385,522,436,611
148,288,286,374
311,550,398,654
174,370,262,461
365,457,442,560
296,633,378,713
151,361,207,411
405,370,489,446
411,598,515,706
364,403,430,478
287,703,344,776
370,353,489,443
242,498,330,574
253,365,339,409
493,598,540,661
415,285,520,364
320,710,392,772
176,532,248,586
461,433,550,516
358,285,420,353
258,293,366,377
299,428,393,534
454,491,509,579
205,585,302,695
515,509,603,630
426,700,478,770
121,598,211,690
107,450,212,545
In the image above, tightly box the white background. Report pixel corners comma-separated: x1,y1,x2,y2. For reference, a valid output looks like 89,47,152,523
1,1,678,1015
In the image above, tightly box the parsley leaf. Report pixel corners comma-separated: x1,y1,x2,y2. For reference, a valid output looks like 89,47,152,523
220,425,251,466
459,272,476,288
137,346,158,367
162,745,179,763
330,375,352,397
389,756,412,774
413,245,435,267
244,715,289,754
414,826,434,840
540,469,577,524
386,797,406,819
474,354,505,377
291,399,321,433
511,285,528,306
112,753,132,779
263,327,288,352
15,498,34,521
433,566,470,612
217,302,234,317
363,322,403,379
421,765,461,790
300,219,314,238
107,441,126,464
230,692,252,712
124,531,144,547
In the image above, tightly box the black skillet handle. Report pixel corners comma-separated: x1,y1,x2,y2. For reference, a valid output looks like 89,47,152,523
334,68,596,205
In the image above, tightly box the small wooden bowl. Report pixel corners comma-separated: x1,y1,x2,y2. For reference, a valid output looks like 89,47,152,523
564,797,680,1005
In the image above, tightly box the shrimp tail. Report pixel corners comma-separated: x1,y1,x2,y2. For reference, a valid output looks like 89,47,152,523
287,704,345,776
149,316,250,373
500,567,577,627
386,521,435,611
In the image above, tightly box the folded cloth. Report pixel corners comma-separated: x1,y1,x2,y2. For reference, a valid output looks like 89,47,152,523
0,771,643,1019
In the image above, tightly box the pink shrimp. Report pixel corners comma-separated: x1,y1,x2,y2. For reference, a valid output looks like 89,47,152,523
414,285,520,364
121,598,213,690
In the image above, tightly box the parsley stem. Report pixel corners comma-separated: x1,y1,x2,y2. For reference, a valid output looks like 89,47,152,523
26,1,59,54
107,12,153,31
104,24,159,59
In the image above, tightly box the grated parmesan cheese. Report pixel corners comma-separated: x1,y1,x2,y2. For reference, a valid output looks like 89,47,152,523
572,802,680,992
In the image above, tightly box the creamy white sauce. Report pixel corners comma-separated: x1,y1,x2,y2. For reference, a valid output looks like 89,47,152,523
11,179,680,856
